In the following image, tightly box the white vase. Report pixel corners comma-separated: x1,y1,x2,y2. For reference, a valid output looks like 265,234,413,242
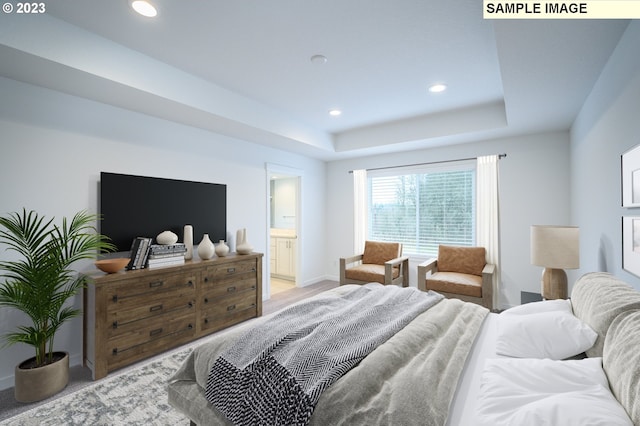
197,233,215,260
236,228,253,255
183,225,193,260
215,240,230,257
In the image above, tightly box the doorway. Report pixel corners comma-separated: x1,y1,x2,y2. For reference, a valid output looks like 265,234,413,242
266,164,301,298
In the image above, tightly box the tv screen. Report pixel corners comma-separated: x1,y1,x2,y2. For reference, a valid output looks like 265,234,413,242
100,172,226,252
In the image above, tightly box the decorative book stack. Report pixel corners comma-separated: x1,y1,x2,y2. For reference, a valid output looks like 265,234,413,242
127,237,153,270
146,243,187,269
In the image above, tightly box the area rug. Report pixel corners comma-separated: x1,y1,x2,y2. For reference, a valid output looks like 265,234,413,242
0,345,194,426
0,285,334,425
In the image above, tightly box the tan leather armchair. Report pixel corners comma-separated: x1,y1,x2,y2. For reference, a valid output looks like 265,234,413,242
417,245,495,310
340,241,409,287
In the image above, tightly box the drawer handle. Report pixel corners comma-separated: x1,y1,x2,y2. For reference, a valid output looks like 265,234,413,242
227,286,236,293
204,298,209,303
112,321,118,329
204,318,208,324
149,281,164,288
204,277,209,283
227,304,236,312
150,328,163,337
226,267,236,274
187,280,194,286
188,324,193,330
150,304,163,312
112,295,118,303
188,301,193,308
112,348,118,355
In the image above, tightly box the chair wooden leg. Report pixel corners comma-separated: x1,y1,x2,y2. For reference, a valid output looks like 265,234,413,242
417,265,427,291
402,259,409,287
384,264,393,285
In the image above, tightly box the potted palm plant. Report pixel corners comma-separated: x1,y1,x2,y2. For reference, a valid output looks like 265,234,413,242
0,208,114,402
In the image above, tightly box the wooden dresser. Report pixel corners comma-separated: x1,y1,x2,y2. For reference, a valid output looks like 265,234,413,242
84,253,262,380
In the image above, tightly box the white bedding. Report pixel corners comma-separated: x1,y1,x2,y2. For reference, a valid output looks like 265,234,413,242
475,357,633,426
446,312,498,426
495,299,597,360
448,295,636,426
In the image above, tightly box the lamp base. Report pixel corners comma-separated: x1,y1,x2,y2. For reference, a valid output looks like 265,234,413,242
541,268,568,300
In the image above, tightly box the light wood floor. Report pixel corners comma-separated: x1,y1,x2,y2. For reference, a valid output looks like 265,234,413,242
264,279,338,315
270,277,296,295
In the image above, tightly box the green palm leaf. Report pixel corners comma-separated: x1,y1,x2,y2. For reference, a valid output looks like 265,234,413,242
0,209,115,367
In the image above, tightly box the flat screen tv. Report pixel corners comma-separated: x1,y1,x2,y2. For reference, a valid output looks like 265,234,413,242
100,172,226,252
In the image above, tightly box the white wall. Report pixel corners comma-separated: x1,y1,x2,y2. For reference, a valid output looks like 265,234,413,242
326,131,572,309
570,21,640,290
271,178,297,229
0,76,327,390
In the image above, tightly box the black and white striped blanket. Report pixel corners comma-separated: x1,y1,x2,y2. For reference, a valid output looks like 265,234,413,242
205,283,444,426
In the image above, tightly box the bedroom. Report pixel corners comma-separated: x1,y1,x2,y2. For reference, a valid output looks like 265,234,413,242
0,1,639,422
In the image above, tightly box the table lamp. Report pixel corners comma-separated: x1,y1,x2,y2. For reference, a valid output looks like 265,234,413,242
530,225,579,299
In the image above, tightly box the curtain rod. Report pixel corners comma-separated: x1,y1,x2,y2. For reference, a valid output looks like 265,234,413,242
348,153,506,173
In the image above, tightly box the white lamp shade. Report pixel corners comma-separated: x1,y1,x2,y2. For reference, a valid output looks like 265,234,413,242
531,225,580,269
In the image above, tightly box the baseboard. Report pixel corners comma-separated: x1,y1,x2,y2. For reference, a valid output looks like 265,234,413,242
69,352,82,368
0,374,13,391
318,274,339,284
301,275,337,287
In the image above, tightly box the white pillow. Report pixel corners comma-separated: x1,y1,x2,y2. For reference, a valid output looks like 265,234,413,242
502,298,572,315
476,357,634,426
496,300,597,359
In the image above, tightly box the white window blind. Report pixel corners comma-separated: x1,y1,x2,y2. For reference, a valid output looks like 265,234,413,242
367,163,476,257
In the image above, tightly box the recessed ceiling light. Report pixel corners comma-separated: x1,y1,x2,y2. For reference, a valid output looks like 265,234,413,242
428,83,447,93
131,0,157,17
329,109,342,116
310,54,328,65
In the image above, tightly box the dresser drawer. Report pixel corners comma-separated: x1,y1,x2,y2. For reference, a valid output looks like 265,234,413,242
107,284,195,323
201,290,257,317
106,273,196,302
201,276,256,301
203,259,257,281
107,324,196,372
107,297,195,338
200,290,257,326
200,305,257,334
108,311,195,363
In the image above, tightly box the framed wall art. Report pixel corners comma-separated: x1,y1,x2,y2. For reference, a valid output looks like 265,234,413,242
622,216,640,277
621,144,640,207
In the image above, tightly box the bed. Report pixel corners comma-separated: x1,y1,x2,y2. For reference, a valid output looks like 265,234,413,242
168,272,640,425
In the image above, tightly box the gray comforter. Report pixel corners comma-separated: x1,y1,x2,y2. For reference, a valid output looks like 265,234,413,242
205,284,444,425
168,285,488,426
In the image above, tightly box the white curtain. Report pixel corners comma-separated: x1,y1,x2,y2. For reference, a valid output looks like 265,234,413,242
353,169,367,253
477,155,501,309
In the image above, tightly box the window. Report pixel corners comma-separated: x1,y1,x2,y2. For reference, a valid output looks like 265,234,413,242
368,162,476,257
